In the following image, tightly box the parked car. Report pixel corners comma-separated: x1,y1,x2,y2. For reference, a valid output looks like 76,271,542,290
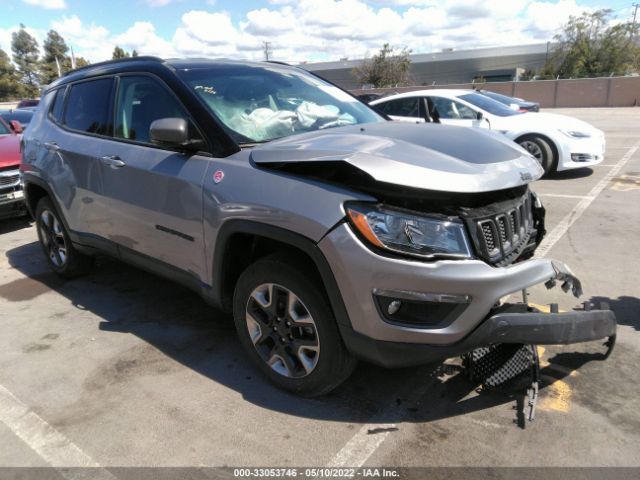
0,118,27,219
476,90,540,112
21,57,615,395
0,109,34,131
356,92,382,103
370,89,605,174
16,99,39,109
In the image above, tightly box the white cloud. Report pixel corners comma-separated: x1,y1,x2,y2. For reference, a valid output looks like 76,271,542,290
51,15,112,61
9,0,595,67
113,22,175,57
21,0,67,9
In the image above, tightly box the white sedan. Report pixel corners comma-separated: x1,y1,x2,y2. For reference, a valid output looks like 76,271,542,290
370,89,605,174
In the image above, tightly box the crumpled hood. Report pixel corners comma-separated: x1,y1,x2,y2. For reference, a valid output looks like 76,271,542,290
250,122,543,193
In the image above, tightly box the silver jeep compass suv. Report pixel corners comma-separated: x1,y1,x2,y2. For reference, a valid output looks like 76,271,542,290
22,57,615,396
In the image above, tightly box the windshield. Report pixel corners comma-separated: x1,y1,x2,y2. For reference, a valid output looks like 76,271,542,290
459,93,522,117
178,64,384,144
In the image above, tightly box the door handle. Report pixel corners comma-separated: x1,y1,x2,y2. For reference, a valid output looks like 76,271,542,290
43,141,59,152
101,155,126,168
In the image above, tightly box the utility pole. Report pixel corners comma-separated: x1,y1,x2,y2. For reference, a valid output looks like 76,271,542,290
632,3,639,40
263,41,272,61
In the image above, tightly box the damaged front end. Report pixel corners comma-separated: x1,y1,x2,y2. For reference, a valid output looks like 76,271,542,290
252,121,616,375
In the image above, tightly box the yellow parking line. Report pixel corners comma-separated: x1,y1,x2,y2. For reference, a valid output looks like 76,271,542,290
536,346,577,413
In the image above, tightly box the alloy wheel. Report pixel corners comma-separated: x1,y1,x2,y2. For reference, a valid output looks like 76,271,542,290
39,210,67,267
520,140,543,162
245,283,320,378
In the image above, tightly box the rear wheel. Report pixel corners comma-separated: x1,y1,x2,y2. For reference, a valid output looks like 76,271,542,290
233,255,356,396
518,135,555,175
35,197,94,278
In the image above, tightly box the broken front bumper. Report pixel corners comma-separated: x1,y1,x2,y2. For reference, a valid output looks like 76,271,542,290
320,223,617,367
338,305,616,368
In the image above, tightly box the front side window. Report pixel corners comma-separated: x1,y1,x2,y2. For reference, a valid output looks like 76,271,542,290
178,64,383,144
64,78,114,135
115,75,200,144
0,120,9,135
379,97,420,117
430,97,477,120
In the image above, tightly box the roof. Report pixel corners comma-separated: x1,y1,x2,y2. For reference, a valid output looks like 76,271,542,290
47,57,301,90
370,89,473,103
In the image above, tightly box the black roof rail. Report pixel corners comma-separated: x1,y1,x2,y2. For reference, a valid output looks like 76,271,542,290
264,60,291,66
64,56,165,76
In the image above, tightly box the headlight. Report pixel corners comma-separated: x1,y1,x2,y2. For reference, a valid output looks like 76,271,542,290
560,130,591,138
345,203,473,260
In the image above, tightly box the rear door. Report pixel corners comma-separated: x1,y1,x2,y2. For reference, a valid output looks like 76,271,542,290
42,78,115,241
100,74,209,280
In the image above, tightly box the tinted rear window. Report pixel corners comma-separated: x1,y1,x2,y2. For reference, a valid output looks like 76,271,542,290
64,78,114,135
50,88,66,123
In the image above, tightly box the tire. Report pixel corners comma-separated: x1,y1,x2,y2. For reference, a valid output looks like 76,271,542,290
233,255,357,396
518,135,555,175
35,197,94,278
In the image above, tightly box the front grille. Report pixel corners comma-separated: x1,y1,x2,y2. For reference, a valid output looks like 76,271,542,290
0,170,20,189
0,174,20,187
465,194,535,266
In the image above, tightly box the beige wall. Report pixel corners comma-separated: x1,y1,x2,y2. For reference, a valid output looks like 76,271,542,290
352,76,640,108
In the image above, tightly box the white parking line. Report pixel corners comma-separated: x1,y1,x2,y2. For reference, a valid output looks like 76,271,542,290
0,384,116,479
535,140,640,258
326,367,444,467
327,421,398,468
539,193,595,200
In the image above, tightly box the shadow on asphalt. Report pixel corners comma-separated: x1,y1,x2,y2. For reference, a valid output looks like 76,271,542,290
545,167,594,181
589,295,640,332
0,216,32,235
3,241,616,425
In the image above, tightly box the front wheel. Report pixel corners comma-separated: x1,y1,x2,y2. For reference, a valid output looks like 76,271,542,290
518,135,555,175
233,255,356,396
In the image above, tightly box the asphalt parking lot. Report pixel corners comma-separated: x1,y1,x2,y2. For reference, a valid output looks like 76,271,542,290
0,107,639,473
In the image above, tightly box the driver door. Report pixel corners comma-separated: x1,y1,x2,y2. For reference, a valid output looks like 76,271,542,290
100,74,210,281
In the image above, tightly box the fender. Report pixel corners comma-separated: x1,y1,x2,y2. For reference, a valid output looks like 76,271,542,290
211,219,352,329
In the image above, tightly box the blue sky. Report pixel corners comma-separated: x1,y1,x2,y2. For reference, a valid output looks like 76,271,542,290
0,0,635,64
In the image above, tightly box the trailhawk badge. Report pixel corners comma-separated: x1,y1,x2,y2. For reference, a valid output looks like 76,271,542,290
213,170,225,184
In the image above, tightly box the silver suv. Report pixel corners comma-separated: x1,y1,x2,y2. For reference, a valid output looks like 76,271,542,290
22,57,616,396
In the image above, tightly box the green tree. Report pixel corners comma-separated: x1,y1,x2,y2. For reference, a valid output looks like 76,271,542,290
353,43,412,88
542,9,640,78
40,30,69,85
11,24,40,97
112,46,130,60
75,56,90,68
131,49,138,57
0,48,24,101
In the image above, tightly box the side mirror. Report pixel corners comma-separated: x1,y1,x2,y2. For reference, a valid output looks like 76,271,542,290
9,120,23,134
149,117,204,151
476,111,483,121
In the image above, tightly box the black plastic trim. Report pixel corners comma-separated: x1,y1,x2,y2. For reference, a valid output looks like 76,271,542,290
212,220,352,330
342,306,616,368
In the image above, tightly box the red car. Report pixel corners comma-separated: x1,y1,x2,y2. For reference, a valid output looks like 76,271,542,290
0,117,26,219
